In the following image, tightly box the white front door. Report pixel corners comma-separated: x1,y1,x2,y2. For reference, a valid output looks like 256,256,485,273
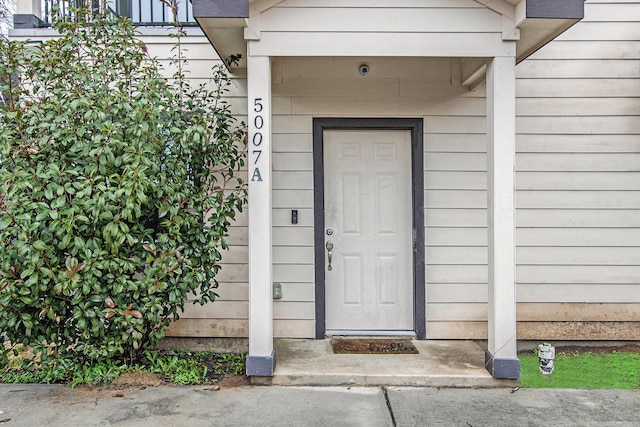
324,130,413,333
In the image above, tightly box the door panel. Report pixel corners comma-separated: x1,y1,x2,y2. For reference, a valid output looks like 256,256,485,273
324,130,413,332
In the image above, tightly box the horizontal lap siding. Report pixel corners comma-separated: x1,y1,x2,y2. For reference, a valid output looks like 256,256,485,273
263,0,502,338
507,0,640,341
249,0,502,338
132,2,640,341
255,0,506,58
425,96,488,323
270,55,490,338
270,111,316,336
261,7,499,33
144,36,251,338
279,0,481,7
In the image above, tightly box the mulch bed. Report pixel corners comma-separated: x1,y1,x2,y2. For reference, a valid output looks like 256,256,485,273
332,338,418,354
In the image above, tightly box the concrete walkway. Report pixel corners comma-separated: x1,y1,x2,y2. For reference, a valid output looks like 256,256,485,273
260,339,517,387
1,384,639,426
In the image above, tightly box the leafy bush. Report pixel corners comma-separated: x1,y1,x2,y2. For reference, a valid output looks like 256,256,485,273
0,8,246,366
1,347,246,387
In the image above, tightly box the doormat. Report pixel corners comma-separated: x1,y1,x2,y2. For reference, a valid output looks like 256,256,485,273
331,338,418,354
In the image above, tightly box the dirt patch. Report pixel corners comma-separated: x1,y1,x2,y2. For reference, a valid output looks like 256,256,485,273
332,338,418,354
105,370,249,390
70,372,248,396
110,371,163,387
216,374,250,388
105,369,249,390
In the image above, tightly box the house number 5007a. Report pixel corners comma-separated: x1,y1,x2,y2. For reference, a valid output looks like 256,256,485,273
251,98,264,182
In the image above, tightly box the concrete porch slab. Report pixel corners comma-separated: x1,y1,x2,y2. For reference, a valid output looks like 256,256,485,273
256,339,517,388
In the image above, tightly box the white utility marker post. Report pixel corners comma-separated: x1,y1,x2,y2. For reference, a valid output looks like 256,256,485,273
246,53,275,376
486,55,520,379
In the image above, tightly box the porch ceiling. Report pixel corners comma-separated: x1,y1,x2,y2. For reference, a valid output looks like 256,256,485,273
192,0,584,79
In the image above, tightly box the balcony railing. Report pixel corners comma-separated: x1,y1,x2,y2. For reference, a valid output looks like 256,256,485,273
42,0,197,26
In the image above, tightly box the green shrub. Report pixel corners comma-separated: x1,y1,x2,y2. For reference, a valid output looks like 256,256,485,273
0,8,246,366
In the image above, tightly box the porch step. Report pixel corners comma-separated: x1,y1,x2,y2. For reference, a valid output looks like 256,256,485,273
256,339,516,388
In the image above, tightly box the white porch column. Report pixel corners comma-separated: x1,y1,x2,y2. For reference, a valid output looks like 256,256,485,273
485,56,520,379
246,54,275,376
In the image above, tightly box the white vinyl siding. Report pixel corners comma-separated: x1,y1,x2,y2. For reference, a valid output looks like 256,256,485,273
515,1,640,300
181,0,640,341
433,0,640,339
249,0,511,58
14,0,638,341
517,0,640,335
270,56,488,339
254,0,506,339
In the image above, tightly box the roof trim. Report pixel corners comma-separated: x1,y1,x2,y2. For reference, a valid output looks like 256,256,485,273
192,0,249,19
527,0,584,19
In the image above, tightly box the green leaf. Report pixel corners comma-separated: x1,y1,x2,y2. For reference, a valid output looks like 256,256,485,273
33,240,47,251
44,187,54,200
58,234,71,250
0,216,12,230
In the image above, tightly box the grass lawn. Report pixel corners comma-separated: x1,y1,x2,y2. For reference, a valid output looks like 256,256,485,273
519,350,640,389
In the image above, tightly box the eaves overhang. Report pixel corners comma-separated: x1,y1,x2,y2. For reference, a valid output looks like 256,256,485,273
514,0,585,63
458,0,585,88
192,0,584,75
192,0,250,70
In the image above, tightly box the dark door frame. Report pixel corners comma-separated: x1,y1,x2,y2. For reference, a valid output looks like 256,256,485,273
313,118,426,339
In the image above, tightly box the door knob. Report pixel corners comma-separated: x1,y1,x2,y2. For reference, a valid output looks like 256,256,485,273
325,241,334,271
